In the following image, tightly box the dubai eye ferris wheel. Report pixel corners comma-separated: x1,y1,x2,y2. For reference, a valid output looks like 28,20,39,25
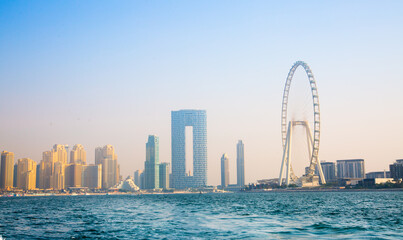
278,61,326,187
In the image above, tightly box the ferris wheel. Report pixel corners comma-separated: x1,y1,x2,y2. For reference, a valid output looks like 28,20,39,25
279,61,326,186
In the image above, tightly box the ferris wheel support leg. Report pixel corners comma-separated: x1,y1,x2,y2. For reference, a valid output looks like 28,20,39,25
279,139,288,186
285,122,292,186
279,122,291,186
316,158,326,184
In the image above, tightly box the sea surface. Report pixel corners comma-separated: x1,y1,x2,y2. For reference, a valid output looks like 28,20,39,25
0,191,402,239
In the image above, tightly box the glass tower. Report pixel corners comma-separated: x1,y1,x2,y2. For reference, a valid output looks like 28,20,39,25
145,135,160,189
236,140,245,187
221,153,229,189
171,110,207,189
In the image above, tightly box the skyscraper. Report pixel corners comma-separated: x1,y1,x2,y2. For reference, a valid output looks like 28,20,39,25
0,151,15,190
236,140,245,187
159,163,170,190
95,147,103,165
144,135,160,189
16,158,37,190
221,154,229,189
171,109,207,189
97,145,119,189
337,159,365,179
53,144,68,164
70,144,86,164
134,169,143,188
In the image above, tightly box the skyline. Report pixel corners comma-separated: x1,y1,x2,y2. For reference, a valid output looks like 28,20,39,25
1,1,403,185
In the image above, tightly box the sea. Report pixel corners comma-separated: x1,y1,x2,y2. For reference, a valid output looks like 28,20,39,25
0,191,402,239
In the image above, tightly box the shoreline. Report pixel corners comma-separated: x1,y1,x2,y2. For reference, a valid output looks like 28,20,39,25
1,188,403,197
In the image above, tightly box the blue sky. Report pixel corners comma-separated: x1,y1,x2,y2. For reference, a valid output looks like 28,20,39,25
1,1,402,184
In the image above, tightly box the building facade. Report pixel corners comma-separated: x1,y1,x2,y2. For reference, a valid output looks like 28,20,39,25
144,135,160,189
390,159,403,180
134,169,143,188
236,140,245,187
70,144,86,165
16,158,37,190
82,164,102,189
315,161,337,182
97,145,119,189
365,171,391,179
159,163,170,189
337,159,365,179
221,154,229,189
171,109,207,189
0,151,15,190
65,163,82,188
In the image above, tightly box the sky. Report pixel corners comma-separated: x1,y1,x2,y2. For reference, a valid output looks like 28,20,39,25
1,1,402,185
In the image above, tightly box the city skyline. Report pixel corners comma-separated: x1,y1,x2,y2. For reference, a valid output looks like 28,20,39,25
1,1,403,185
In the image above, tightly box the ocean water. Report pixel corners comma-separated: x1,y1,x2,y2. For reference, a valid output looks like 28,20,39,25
0,191,402,239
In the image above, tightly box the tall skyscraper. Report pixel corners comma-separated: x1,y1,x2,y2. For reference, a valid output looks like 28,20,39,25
97,145,119,189
159,163,170,189
16,158,37,190
53,144,68,164
95,147,103,165
144,135,160,189
337,159,365,179
134,169,143,188
221,154,229,189
38,145,68,190
236,140,245,187
70,144,86,164
0,151,15,190
171,109,207,189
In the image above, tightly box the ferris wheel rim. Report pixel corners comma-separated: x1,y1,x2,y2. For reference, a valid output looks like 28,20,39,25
281,61,321,172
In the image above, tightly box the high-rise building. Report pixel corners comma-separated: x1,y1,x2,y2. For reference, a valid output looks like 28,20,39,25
13,164,18,188
144,135,160,189
236,140,245,187
159,163,170,189
95,147,103,165
171,109,207,189
97,145,119,189
65,163,82,188
140,171,145,189
221,154,229,189
53,144,68,164
0,151,15,190
337,159,365,179
82,164,102,189
315,161,337,182
70,144,86,164
38,145,68,190
390,159,403,180
16,158,37,190
134,169,143,188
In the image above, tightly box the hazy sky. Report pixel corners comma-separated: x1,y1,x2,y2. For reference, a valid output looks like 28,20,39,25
1,1,402,185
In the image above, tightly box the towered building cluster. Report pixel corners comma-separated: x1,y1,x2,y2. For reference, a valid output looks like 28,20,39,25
219,140,245,190
0,144,120,192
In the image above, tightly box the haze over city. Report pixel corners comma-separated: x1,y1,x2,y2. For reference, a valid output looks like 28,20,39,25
1,1,403,186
